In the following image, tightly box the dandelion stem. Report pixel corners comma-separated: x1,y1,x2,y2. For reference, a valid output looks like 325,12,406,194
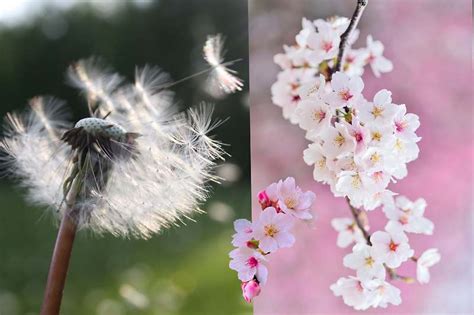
41,175,82,315
331,0,368,76
40,212,77,315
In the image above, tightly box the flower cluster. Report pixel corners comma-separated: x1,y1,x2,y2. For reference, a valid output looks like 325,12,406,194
300,72,421,210
331,195,440,310
229,177,316,302
272,17,392,124
271,13,440,310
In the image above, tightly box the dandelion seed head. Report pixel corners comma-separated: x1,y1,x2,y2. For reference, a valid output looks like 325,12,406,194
1,57,226,239
74,118,127,141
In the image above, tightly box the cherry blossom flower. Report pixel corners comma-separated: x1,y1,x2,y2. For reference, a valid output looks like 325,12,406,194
365,279,402,308
331,218,365,248
343,243,386,281
231,219,254,247
393,104,421,142
416,248,441,284
271,68,319,124
261,182,281,211
358,89,398,126
295,18,316,48
383,196,434,235
365,35,393,77
365,124,396,148
307,21,341,63
325,71,364,109
276,177,316,220
370,228,414,268
229,247,268,284
342,48,367,76
253,207,295,253
330,276,373,310
295,98,332,139
303,143,334,184
241,280,261,303
343,118,369,153
322,122,356,158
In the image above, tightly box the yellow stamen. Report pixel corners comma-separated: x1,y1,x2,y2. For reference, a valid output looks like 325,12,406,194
264,224,279,237
371,105,384,118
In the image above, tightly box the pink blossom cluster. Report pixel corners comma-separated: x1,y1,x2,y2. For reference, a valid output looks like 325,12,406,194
229,177,316,303
271,15,440,310
272,17,392,124
331,195,440,310
300,71,421,210
272,17,416,210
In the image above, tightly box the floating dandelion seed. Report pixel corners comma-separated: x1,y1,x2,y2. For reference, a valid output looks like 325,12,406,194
203,34,244,97
0,57,225,314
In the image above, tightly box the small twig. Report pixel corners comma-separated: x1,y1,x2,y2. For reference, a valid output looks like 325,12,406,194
346,197,371,245
331,0,369,76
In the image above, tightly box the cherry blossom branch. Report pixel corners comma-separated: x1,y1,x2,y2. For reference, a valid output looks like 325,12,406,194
345,198,416,282
346,197,371,244
332,0,369,75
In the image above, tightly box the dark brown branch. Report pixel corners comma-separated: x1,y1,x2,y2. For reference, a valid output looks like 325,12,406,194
332,0,369,76
40,213,77,315
346,197,371,245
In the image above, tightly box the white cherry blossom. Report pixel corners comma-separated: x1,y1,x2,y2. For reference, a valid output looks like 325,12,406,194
303,143,334,184
383,196,434,235
232,219,254,247
325,71,364,109
358,89,398,126
370,227,414,268
229,247,268,284
322,122,356,158
365,279,402,308
365,35,393,77
331,217,365,248
275,177,316,220
307,21,341,63
253,207,296,253
295,98,332,139
330,276,373,310
343,243,386,281
416,248,441,284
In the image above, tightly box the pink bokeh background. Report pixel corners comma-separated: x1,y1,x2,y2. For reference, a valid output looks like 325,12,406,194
249,0,472,314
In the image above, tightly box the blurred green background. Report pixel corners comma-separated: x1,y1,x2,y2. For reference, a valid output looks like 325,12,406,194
0,1,250,314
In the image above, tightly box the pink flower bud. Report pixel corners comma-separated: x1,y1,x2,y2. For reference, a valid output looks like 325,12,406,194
258,190,270,209
246,240,259,249
241,280,261,303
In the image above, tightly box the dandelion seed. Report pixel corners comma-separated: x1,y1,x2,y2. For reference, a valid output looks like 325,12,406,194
203,34,244,96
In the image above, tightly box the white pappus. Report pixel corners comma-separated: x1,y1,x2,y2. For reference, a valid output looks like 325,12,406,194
0,58,226,239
